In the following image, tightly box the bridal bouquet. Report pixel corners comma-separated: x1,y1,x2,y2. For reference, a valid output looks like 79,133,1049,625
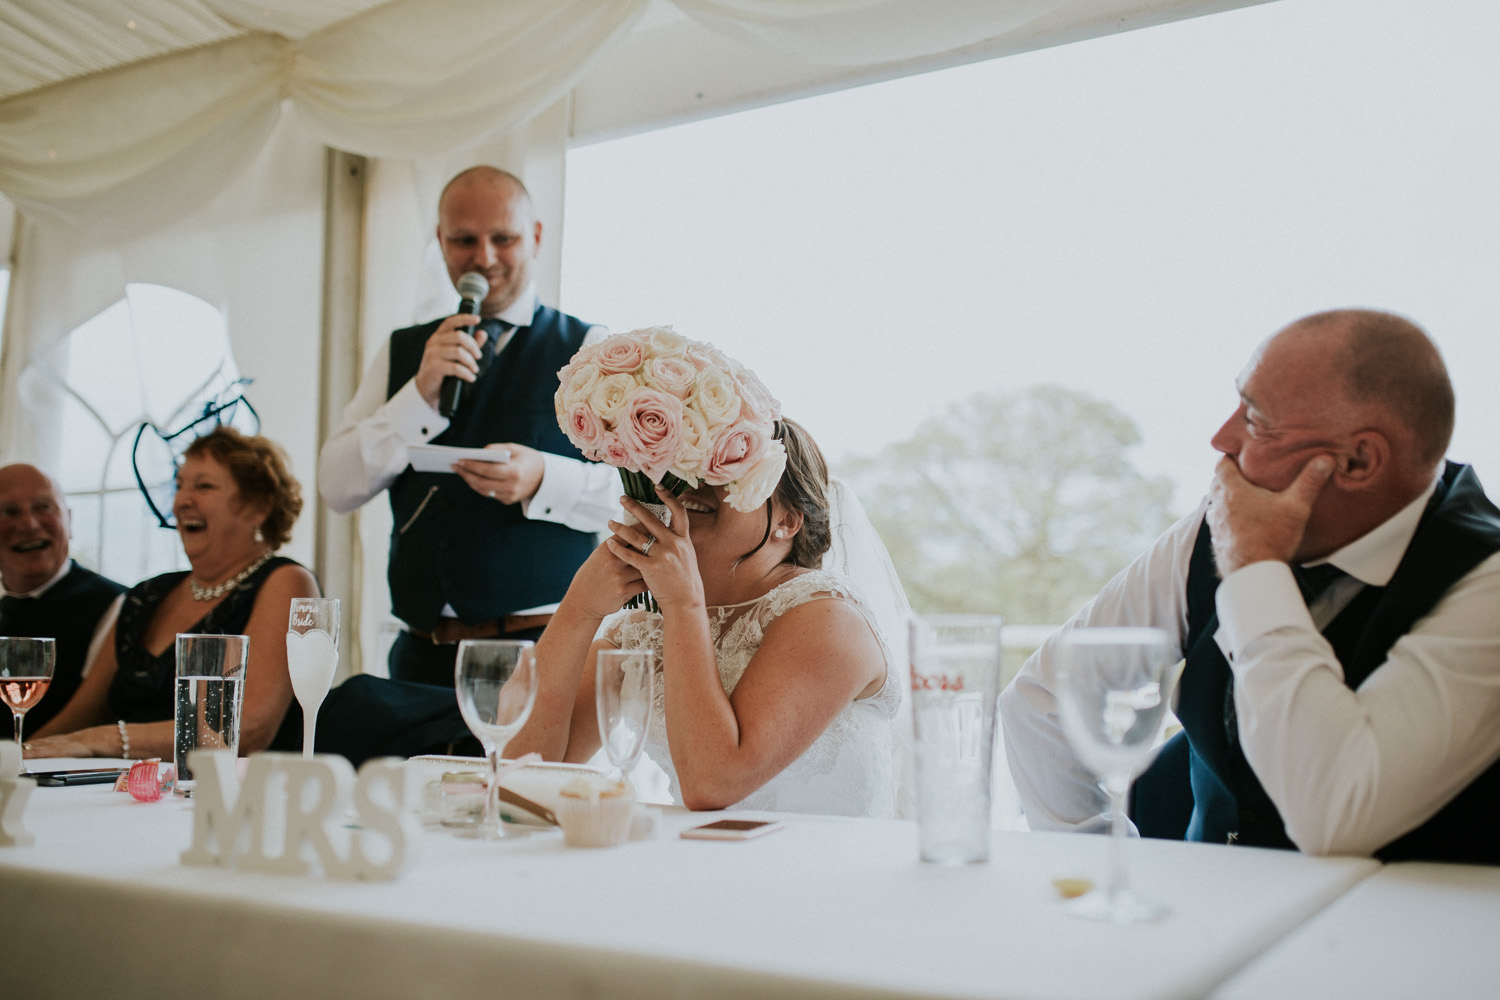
555,326,787,516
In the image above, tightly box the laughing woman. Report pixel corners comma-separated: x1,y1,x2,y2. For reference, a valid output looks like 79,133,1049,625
506,418,906,817
25,428,319,760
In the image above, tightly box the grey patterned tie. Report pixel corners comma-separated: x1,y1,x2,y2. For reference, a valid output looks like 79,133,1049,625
1292,562,1346,604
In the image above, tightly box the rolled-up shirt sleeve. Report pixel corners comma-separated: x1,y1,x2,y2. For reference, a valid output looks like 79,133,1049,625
1219,551,1500,857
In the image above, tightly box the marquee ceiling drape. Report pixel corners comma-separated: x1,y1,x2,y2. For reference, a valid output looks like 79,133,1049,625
0,0,1271,232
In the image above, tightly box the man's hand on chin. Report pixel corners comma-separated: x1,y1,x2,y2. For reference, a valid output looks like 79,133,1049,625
1208,455,1334,576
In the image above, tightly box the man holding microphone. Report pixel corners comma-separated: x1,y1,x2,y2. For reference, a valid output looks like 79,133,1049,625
320,166,615,685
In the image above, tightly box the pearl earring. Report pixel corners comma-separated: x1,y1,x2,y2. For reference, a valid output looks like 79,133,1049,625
774,529,786,539
254,526,264,544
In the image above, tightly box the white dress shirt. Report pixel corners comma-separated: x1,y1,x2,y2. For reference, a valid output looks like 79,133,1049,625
317,284,619,533
1,558,122,678
1001,475,1500,857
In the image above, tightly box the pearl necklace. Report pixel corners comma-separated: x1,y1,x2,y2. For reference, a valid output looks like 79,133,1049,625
189,550,273,602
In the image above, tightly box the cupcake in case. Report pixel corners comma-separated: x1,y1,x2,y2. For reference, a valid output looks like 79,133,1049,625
556,775,637,847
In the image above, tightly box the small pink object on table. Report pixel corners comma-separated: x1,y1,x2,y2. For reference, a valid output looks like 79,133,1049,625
116,759,177,801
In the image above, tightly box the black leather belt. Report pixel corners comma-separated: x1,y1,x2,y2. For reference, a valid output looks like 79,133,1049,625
408,614,553,645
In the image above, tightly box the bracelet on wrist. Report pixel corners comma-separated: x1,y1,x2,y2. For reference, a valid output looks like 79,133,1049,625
117,719,132,760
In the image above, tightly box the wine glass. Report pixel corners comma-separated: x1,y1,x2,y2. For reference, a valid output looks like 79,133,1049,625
595,648,655,783
1055,626,1178,924
455,639,539,840
285,598,340,758
1,636,56,774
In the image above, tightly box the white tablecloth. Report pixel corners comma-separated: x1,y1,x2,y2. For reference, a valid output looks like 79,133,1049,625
1211,861,1500,999
2,774,1378,1000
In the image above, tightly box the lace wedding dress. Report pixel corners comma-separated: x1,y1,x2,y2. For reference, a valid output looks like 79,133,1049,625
602,569,901,818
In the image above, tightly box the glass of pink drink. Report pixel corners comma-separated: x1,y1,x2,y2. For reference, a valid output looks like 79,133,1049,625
0,636,56,773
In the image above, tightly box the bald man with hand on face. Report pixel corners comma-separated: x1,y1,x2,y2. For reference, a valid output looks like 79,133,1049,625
1001,309,1500,863
0,464,125,738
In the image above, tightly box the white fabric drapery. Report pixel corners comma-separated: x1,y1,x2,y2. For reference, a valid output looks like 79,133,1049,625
0,0,1146,232
0,0,645,232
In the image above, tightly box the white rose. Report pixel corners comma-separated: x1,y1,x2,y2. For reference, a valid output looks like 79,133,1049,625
588,372,642,424
689,367,742,434
645,326,691,358
669,404,713,482
725,440,787,513
559,360,605,410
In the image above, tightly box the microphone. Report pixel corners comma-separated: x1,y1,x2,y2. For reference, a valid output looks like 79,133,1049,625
438,271,491,418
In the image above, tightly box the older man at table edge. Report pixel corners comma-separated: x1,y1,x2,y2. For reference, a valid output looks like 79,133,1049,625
1001,308,1500,864
0,463,125,737
318,165,615,686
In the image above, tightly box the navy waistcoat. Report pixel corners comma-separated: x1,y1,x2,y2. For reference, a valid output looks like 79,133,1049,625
0,562,124,737
384,303,597,630
1137,462,1500,863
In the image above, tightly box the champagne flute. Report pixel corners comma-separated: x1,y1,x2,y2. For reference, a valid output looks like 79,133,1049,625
285,598,340,758
455,639,539,840
1,636,56,774
595,648,655,783
1055,626,1177,924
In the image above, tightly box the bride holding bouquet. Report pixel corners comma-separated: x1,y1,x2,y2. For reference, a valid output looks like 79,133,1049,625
506,328,909,817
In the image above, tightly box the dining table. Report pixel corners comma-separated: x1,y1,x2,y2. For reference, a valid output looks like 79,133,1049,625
0,755,1431,1000
1209,860,1500,998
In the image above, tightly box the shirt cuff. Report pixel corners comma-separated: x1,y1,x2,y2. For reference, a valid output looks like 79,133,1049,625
527,452,585,523
386,378,448,442
1214,560,1316,655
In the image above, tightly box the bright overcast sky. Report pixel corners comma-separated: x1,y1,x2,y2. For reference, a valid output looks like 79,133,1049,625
561,0,1500,514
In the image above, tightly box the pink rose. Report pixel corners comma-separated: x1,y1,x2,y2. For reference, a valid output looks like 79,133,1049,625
595,333,648,375
703,418,772,486
563,402,607,459
600,433,633,470
644,356,697,399
616,388,685,481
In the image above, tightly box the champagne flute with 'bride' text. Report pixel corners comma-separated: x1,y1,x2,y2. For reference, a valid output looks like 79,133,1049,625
286,598,339,758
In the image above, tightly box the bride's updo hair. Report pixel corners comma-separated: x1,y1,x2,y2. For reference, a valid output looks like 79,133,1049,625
733,417,831,569
771,418,831,569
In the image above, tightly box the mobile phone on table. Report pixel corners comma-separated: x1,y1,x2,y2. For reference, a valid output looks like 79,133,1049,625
31,767,130,786
679,819,785,841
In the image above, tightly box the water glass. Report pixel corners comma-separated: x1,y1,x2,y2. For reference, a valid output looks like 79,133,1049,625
286,597,340,757
1,636,56,774
174,633,248,797
909,615,1003,865
595,648,655,781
